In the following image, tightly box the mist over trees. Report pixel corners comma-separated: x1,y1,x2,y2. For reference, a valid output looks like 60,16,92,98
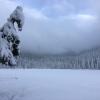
18,47,100,69
0,47,100,69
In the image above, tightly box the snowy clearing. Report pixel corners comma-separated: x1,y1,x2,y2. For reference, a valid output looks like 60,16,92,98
0,69,100,100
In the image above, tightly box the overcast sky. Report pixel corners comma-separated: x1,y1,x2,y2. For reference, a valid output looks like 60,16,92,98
0,0,100,54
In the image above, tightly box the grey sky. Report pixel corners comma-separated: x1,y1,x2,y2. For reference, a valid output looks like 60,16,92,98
0,0,100,54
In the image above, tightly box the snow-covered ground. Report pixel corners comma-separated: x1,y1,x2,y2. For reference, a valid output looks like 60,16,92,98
0,69,100,100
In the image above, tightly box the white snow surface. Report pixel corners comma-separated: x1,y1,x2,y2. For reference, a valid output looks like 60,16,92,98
0,69,100,100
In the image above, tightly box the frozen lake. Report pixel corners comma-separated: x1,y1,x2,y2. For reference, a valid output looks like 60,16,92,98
0,69,100,100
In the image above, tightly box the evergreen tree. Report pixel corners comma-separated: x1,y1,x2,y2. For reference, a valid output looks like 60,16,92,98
0,6,24,66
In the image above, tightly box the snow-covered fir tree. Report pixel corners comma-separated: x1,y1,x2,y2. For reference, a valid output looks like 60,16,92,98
0,6,24,66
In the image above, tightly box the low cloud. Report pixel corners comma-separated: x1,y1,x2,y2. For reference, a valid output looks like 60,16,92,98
0,0,100,54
